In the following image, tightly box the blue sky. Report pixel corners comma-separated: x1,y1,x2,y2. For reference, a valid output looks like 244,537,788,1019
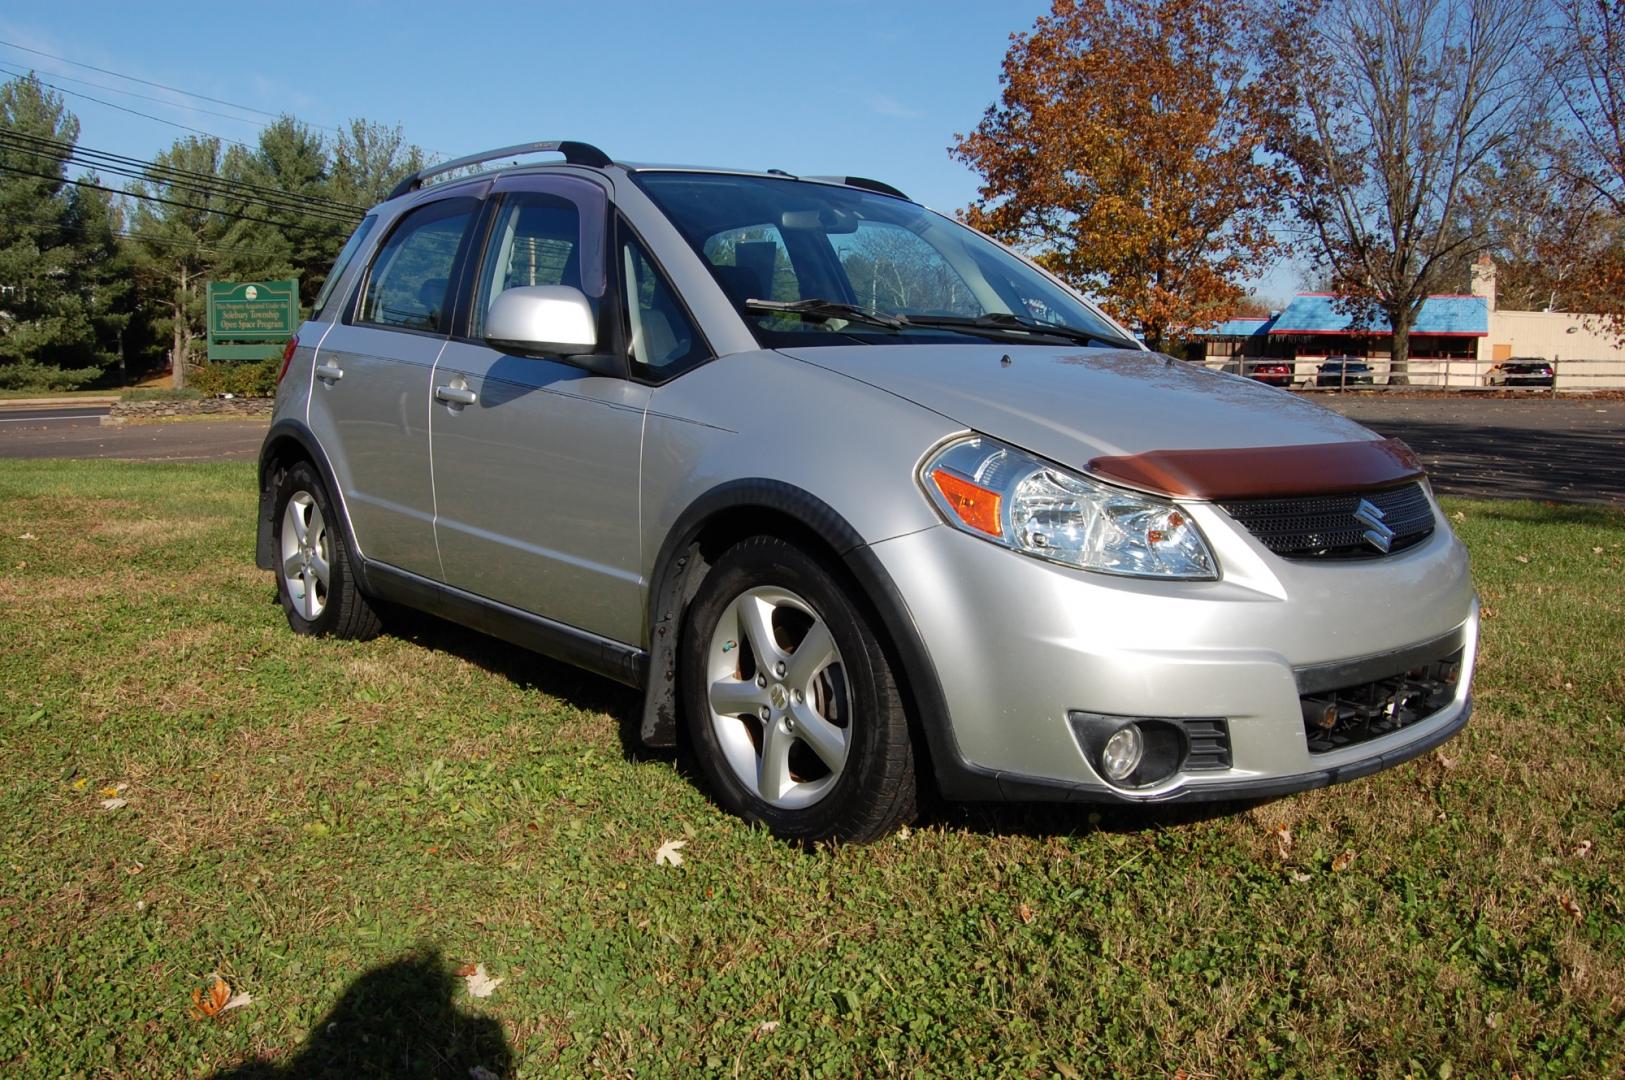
0,1,1299,301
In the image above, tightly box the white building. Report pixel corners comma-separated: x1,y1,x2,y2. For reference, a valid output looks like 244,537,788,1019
1473,259,1625,390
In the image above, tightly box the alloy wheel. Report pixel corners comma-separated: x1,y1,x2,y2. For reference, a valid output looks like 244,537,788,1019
280,491,331,621
704,585,851,809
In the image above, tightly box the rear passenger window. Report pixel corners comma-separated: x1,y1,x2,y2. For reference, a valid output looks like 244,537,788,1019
357,199,476,333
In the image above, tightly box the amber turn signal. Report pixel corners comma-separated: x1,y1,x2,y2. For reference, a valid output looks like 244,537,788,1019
929,467,1003,538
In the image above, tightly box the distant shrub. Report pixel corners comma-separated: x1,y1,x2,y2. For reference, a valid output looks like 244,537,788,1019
189,357,280,398
0,361,104,392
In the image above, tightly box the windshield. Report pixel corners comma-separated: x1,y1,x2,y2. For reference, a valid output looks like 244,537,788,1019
633,172,1138,350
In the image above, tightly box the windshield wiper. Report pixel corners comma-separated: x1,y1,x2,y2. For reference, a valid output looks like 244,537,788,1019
744,298,905,330
897,311,1135,349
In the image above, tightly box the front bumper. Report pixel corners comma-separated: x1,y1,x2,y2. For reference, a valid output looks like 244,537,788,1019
869,497,1478,803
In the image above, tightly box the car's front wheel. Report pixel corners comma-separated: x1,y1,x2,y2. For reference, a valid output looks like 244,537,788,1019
681,536,916,843
271,461,380,640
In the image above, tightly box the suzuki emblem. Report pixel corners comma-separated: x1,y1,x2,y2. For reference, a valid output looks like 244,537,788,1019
1353,498,1396,553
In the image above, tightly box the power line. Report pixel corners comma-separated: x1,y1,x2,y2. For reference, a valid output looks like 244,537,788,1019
0,44,451,159
0,144,358,227
0,38,341,133
0,161,352,234
2,129,367,217
0,64,254,150
4,61,275,131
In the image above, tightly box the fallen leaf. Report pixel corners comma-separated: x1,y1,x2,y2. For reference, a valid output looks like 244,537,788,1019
1572,839,1593,858
1289,871,1312,883
1017,902,1035,925
1331,850,1356,872
17,532,36,541
754,1020,780,1038
464,963,503,999
1274,823,1294,858
191,978,232,1019
1056,1062,1083,1080
1435,749,1459,770
1593,546,1605,555
125,862,143,875
455,962,478,977
896,824,911,841
654,839,686,867
1514,554,1529,564
1481,605,1495,619
221,991,253,1013
99,798,128,811
1451,511,1466,522
1557,895,1583,922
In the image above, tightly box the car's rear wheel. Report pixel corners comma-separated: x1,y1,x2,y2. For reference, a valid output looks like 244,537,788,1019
682,536,916,843
272,461,380,640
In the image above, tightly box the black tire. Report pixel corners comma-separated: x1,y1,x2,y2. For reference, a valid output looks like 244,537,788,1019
681,535,916,843
271,461,381,640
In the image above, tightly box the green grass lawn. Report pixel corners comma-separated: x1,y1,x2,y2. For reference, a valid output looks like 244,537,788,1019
0,459,1620,1078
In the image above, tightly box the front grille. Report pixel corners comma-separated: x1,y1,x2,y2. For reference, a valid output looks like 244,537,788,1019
1221,481,1434,559
1299,648,1464,753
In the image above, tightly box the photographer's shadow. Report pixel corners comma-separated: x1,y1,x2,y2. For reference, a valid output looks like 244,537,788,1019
211,948,511,1080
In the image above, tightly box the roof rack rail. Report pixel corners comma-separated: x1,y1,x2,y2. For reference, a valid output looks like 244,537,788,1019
387,140,612,200
808,175,911,201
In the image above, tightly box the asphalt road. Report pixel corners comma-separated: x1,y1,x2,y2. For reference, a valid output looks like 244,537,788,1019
1317,394,1623,505
0,395,1620,505
0,406,268,462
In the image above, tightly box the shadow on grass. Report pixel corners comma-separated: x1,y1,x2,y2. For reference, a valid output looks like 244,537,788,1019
376,605,653,763
210,947,510,1080
918,792,1266,839
351,602,1264,842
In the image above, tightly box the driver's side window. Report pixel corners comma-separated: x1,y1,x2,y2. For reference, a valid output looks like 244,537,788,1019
472,193,583,338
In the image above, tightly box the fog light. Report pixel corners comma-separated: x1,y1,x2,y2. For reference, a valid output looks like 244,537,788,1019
1100,724,1144,782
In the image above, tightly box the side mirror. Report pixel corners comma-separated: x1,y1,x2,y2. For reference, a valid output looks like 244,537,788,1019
484,286,598,358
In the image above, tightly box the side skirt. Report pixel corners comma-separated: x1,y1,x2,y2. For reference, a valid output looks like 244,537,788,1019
361,561,648,689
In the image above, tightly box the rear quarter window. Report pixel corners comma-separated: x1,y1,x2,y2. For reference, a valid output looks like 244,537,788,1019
312,214,377,320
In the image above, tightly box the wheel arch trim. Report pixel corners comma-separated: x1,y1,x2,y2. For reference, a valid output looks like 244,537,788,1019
637,479,981,796
255,419,365,581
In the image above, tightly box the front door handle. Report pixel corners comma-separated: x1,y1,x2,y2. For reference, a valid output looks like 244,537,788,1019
314,363,344,382
435,384,477,406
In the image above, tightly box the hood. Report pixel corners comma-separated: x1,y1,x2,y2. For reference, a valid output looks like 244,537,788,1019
778,344,1378,471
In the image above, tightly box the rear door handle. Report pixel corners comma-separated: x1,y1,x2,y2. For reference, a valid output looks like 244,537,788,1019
314,363,344,382
435,385,477,406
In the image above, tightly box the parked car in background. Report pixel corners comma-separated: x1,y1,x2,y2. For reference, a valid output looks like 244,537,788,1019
256,140,1477,842
1486,358,1555,388
1317,357,1374,387
1242,360,1294,387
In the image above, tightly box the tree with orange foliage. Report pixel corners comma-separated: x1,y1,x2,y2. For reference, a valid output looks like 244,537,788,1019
951,0,1283,351
1549,0,1625,334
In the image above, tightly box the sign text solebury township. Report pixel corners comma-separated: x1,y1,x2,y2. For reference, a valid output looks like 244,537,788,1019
208,279,300,340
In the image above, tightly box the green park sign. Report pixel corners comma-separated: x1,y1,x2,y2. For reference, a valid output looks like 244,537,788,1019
207,279,300,362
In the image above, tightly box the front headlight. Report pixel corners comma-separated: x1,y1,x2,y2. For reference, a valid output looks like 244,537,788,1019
920,435,1217,580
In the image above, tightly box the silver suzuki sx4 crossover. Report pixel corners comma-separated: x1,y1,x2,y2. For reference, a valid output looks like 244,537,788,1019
256,141,1477,842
